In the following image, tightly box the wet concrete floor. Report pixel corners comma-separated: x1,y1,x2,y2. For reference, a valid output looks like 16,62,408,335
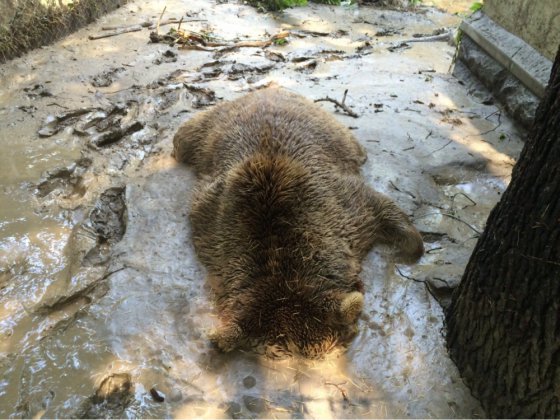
0,0,525,417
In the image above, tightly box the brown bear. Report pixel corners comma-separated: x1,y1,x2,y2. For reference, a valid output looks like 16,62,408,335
173,88,423,359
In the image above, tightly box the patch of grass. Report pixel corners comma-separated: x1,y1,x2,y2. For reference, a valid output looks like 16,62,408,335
469,1,483,12
246,0,307,12
0,0,127,63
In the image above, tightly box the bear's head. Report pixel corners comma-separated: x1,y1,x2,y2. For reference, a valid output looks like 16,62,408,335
210,290,364,359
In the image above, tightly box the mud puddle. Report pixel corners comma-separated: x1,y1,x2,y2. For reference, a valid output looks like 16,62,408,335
0,0,525,418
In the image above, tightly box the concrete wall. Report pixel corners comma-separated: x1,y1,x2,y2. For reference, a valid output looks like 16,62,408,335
484,0,560,61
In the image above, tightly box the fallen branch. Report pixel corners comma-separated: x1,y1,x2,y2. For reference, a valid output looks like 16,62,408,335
101,21,152,31
314,89,359,118
150,26,290,52
88,26,142,40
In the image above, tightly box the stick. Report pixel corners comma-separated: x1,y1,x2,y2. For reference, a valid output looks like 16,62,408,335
395,266,440,302
314,89,359,118
415,212,481,235
441,213,481,235
102,21,151,30
423,139,452,157
88,26,142,40
389,180,416,199
156,5,167,34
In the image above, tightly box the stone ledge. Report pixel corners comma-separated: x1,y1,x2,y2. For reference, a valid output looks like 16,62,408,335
459,11,552,99
455,11,554,129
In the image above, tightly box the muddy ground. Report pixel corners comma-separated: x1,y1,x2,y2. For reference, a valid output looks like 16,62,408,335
0,0,525,418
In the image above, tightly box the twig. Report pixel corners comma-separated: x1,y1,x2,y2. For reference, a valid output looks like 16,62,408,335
395,266,440,302
475,110,503,136
314,89,359,118
325,381,350,403
101,266,128,280
102,21,151,30
484,109,501,121
88,26,142,40
451,192,477,209
479,122,502,136
415,212,481,235
46,102,69,109
395,266,425,284
423,139,452,157
442,213,481,235
292,29,330,37
104,85,140,95
426,246,443,254
156,5,167,34
389,180,416,199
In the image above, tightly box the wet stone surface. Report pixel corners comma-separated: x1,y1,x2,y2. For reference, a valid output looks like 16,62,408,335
0,0,525,418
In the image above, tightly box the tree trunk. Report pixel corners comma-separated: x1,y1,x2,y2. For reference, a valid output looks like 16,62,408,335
446,46,560,418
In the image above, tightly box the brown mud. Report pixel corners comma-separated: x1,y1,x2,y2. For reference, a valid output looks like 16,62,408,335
0,0,524,418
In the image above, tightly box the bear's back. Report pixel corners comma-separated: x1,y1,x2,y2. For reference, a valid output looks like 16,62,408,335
173,88,366,177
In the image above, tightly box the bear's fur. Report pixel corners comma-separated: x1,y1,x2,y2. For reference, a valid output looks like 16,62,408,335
173,88,423,359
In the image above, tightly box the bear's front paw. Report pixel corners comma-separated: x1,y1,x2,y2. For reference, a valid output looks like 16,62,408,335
394,227,424,264
208,323,243,353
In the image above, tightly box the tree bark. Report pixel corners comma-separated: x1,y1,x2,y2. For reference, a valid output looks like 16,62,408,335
446,46,560,418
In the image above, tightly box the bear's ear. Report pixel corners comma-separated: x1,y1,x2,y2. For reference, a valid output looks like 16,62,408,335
339,292,364,322
209,322,243,352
